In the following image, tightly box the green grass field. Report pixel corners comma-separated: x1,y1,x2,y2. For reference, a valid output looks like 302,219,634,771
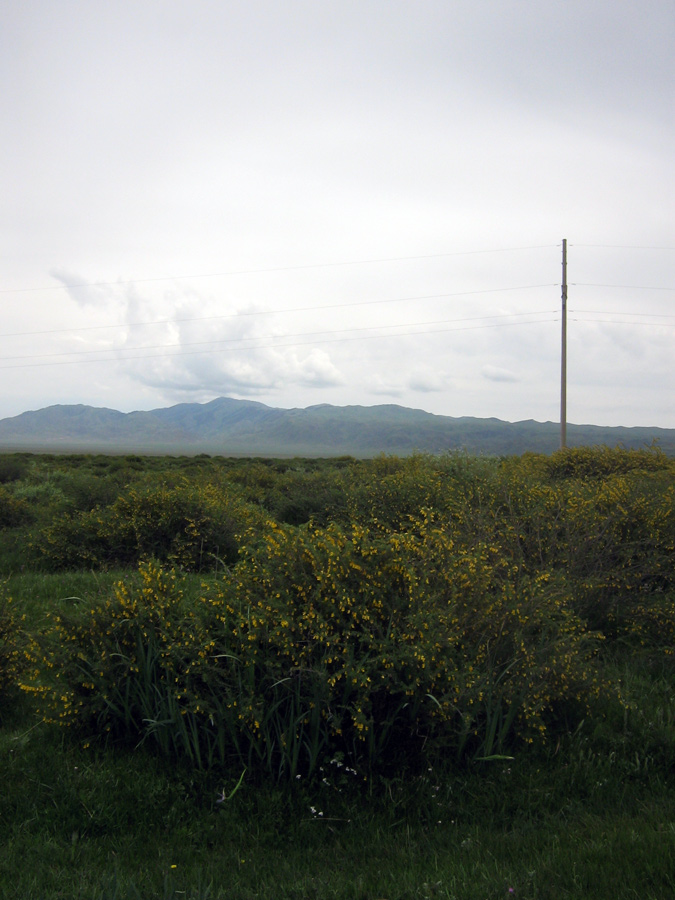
1,448,673,898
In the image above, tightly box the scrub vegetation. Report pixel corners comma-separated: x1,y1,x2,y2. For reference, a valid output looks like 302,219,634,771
0,447,673,898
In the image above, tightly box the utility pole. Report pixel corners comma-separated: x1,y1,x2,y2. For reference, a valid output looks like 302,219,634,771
560,239,567,449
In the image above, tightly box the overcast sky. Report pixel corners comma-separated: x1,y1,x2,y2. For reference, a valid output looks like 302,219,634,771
1,0,673,429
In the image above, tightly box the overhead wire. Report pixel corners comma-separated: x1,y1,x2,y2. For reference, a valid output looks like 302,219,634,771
0,315,560,371
570,309,675,318
3,310,557,362
2,240,671,376
570,244,675,251
0,284,557,339
570,318,675,327
0,310,560,362
0,244,558,295
572,282,673,291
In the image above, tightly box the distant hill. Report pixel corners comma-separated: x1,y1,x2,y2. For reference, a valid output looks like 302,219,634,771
0,397,672,456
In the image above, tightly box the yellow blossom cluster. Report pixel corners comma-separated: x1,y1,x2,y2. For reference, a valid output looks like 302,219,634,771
16,445,674,778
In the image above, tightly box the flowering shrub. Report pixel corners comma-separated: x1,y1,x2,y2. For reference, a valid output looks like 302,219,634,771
34,480,264,572
0,588,25,720
446,451,675,661
22,562,224,762
544,444,671,480
26,520,606,778
339,453,449,532
493,453,675,655
0,485,32,530
226,515,606,767
19,446,674,778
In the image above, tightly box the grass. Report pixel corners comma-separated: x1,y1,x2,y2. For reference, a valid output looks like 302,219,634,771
1,709,673,899
2,624,674,897
3,571,129,624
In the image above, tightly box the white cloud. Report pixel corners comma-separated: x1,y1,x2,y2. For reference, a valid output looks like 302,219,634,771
49,268,116,309
289,349,345,388
100,282,347,400
368,376,404,398
408,368,450,393
481,366,520,384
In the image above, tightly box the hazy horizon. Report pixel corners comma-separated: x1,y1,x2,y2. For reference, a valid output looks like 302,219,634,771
3,394,674,432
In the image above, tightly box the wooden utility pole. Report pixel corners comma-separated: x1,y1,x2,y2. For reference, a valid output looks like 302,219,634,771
560,239,567,449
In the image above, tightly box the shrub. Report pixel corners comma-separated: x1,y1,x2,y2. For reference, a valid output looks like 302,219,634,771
0,455,30,484
338,454,449,532
21,562,223,763
56,469,127,511
0,588,26,720
545,444,672,480
553,473,675,655
21,447,673,781
34,480,264,572
0,486,33,530
454,453,675,663
265,468,349,526
28,517,607,779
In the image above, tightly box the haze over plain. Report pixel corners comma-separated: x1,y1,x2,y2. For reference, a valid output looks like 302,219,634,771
1,1,673,428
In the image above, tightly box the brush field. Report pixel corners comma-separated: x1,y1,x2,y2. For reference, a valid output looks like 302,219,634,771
0,447,673,899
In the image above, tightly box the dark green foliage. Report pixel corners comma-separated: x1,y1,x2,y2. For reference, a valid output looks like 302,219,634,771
544,443,671,479
265,468,349,525
1,445,674,898
0,589,25,721
0,486,32,530
18,446,674,785
0,454,31,484
56,469,128,512
33,480,260,571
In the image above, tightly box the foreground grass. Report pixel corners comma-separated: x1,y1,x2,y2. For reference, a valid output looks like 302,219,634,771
1,713,673,900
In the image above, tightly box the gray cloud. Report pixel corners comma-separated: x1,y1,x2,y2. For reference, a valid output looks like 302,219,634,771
49,269,116,309
408,368,451,393
481,366,520,384
131,347,344,399
107,282,346,401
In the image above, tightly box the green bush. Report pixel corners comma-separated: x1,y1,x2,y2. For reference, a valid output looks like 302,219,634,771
17,447,675,781
0,454,30,484
337,453,449,532
0,486,33,530
551,472,674,655
34,480,264,572
55,468,127,511
0,588,25,720
28,517,607,779
545,444,672,480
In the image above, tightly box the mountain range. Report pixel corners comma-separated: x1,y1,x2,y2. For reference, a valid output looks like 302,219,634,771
0,397,672,457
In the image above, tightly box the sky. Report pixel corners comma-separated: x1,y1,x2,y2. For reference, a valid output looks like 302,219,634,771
1,0,673,428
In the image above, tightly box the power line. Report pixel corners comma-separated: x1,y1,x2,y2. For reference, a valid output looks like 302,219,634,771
0,311,559,364
571,244,675,251
573,282,673,291
0,284,556,339
570,309,675,319
0,317,559,371
570,317,675,327
0,245,557,295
